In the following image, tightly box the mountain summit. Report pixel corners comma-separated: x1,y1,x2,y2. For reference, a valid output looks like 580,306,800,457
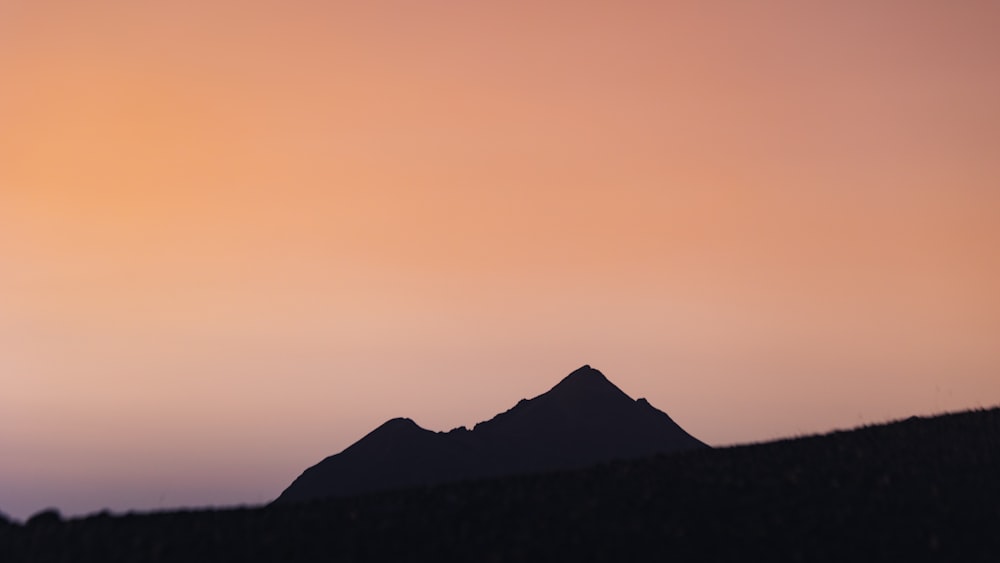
275,366,706,504
546,364,629,400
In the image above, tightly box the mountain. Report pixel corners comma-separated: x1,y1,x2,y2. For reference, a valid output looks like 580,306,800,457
275,365,706,503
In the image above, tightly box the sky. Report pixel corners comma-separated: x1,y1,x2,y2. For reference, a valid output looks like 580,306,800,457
2,0,999,521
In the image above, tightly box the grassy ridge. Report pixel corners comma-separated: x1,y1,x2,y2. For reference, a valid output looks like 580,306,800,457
3,407,998,562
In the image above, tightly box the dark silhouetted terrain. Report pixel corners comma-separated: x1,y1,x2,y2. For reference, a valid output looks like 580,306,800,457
276,365,707,503
2,406,998,562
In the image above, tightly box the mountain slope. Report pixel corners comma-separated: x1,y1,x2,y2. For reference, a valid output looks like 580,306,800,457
471,365,705,474
275,418,476,502
275,365,706,503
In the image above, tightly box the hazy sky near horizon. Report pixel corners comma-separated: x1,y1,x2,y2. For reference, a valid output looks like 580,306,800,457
2,1,999,520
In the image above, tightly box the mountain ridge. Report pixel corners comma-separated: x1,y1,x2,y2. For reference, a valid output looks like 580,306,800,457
275,365,706,504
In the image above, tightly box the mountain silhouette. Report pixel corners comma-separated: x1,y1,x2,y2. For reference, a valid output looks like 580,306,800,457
275,365,706,503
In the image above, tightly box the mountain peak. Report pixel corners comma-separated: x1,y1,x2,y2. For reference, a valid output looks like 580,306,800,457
365,417,424,439
563,364,602,381
339,417,431,458
381,417,418,428
548,365,628,399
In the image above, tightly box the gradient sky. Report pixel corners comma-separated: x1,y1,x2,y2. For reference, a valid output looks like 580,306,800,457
2,0,999,521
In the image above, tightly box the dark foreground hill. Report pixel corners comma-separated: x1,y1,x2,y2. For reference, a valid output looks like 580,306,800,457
3,406,999,562
277,365,706,503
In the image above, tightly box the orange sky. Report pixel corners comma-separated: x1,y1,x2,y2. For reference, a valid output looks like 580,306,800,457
2,1,999,520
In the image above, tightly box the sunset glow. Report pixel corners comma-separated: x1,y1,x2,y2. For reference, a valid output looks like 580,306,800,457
2,1,999,520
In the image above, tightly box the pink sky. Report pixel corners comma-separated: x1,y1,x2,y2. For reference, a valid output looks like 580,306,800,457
2,1,999,520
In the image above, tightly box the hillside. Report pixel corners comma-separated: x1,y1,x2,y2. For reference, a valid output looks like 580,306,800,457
2,406,998,562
